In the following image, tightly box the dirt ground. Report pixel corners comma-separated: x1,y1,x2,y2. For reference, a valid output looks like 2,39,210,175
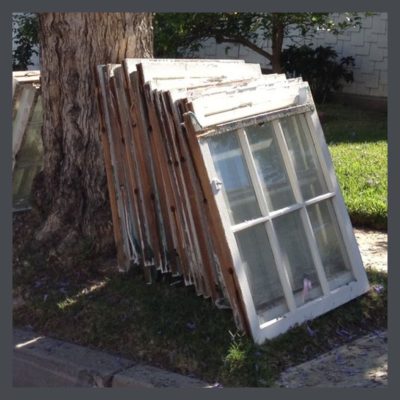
354,228,388,272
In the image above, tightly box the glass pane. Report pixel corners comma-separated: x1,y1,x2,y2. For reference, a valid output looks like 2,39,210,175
235,224,288,321
280,114,327,200
273,211,323,306
307,200,354,290
12,165,42,209
15,95,43,164
13,95,43,209
207,131,261,225
245,123,295,211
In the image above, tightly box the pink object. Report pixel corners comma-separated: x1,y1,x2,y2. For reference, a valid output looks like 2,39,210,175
302,278,312,303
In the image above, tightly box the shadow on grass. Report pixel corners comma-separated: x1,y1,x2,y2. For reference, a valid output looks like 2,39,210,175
13,261,387,387
318,102,387,145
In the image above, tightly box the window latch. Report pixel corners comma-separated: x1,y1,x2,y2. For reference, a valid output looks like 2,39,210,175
211,178,223,195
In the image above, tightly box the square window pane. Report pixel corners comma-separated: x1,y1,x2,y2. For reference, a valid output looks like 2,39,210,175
245,123,296,211
207,131,261,225
235,224,288,322
13,95,43,210
280,115,327,200
307,200,355,290
273,211,323,306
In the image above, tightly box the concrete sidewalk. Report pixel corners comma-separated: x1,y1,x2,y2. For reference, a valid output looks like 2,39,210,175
13,328,209,388
276,330,388,388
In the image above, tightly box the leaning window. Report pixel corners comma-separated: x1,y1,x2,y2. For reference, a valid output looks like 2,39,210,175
194,89,369,342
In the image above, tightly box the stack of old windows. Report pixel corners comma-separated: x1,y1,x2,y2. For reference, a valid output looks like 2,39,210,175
96,59,369,344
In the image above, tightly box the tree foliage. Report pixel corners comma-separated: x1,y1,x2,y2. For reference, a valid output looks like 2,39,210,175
154,12,365,72
13,12,366,73
12,13,39,70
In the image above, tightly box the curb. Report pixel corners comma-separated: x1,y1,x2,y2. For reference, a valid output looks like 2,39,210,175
13,328,208,388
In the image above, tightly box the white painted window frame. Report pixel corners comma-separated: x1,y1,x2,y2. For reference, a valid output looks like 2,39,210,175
198,105,369,344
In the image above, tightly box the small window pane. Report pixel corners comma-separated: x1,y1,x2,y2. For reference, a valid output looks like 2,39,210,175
273,211,323,306
245,123,295,211
280,115,327,200
307,200,354,290
207,131,261,225
13,95,43,209
235,224,288,321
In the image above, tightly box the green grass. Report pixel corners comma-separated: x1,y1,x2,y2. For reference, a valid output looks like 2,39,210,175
14,263,387,387
330,141,387,230
318,102,387,230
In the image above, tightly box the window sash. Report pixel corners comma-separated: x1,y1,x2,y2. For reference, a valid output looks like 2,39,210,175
199,108,369,343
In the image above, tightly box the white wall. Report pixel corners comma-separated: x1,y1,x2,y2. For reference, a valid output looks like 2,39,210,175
196,13,388,98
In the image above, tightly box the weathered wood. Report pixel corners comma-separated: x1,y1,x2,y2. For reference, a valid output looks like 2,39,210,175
162,90,231,301
123,60,174,272
154,90,202,289
100,65,134,267
141,80,193,283
112,66,147,266
189,84,302,127
138,60,261,86
95,65,129,269
12,70,41,82
159,91,214,297
128,69,179,274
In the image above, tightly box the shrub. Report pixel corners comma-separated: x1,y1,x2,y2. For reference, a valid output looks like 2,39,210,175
281,45,355,103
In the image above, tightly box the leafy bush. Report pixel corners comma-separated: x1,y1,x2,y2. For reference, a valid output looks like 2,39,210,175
281,45,355,103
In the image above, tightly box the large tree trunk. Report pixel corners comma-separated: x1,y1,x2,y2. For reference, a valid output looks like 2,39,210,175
34,13,153,266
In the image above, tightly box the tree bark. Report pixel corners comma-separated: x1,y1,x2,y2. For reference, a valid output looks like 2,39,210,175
271,14,284,73
34,13,153,265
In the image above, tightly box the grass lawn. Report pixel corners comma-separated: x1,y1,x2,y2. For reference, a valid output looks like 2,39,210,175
319,102,387,230
14,259,387,387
